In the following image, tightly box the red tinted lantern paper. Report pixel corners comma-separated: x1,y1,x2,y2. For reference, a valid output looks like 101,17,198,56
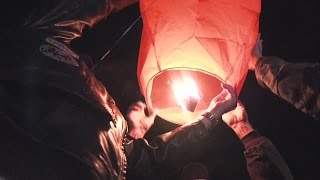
138,0,261,125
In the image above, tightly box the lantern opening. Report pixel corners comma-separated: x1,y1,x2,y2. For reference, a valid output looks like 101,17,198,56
147,69,223,125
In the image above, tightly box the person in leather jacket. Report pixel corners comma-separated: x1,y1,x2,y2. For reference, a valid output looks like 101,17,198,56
0,1,238,179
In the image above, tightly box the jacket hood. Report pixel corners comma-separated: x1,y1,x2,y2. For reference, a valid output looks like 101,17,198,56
24,0,112,43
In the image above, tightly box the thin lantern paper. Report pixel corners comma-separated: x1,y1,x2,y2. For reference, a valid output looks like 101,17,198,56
138,0,261,125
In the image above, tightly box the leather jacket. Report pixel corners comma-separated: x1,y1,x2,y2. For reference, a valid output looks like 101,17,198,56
23,0,139,44
0,27,128,179
0,0,135,179
0,28,212,179
0,1,212,179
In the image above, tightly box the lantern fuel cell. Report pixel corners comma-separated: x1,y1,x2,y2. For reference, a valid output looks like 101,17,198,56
180,96,199,112
171,77,201,112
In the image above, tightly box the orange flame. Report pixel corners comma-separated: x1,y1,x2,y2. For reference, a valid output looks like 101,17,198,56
172,78,200,111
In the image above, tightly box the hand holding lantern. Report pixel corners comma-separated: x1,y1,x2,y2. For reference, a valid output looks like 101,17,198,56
201,83,237,129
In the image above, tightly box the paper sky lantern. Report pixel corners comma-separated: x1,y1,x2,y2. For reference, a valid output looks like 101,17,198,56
137,0,261,125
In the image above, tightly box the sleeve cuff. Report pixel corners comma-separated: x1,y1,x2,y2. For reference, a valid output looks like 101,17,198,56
255,56,288,89
241,130,266,150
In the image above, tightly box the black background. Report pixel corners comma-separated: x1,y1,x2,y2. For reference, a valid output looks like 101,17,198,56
2,0,320,179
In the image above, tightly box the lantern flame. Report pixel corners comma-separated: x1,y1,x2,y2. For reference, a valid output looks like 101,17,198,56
171,78,200,112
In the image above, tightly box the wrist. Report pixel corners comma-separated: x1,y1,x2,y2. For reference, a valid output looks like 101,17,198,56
201,111,219,129
230,122,254,140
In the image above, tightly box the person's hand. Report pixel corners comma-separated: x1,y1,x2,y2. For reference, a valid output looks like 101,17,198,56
126,101,158,139
222,101,254,139
249,33,263,70
201,83,237,129
207,83,237,118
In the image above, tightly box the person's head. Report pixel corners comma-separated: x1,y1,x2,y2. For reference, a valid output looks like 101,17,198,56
181,163,209,180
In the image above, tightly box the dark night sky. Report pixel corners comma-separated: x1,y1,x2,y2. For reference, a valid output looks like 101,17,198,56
2,0,320,179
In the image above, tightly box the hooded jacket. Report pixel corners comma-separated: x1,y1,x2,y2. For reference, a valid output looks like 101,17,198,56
0,1,135,179
23,0,139,44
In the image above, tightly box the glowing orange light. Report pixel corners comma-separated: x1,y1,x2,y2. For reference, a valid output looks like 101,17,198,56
138,0,261,124
171,78,200,112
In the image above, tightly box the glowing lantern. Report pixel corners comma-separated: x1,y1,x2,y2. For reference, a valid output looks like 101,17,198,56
137,0,261,125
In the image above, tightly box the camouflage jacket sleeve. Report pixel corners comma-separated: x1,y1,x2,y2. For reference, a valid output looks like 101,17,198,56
255,56,320,120
242,131,293,180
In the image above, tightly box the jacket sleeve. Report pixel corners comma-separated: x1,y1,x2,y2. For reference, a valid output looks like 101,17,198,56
123,120,210,178
241,131,293,180
255,56,320,120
